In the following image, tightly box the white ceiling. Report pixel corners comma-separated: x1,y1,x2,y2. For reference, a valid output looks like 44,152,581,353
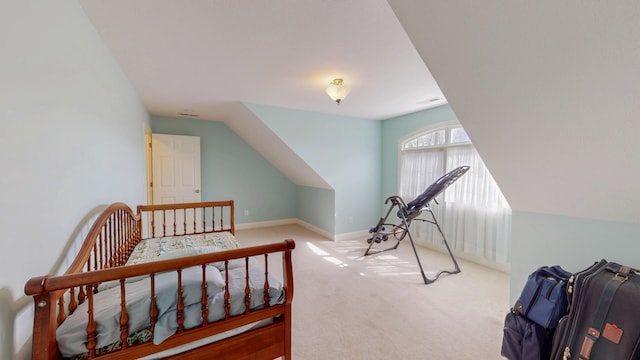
79,0,640,225
79,0,446,121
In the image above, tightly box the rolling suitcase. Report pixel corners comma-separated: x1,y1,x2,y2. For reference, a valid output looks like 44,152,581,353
550,260,640,360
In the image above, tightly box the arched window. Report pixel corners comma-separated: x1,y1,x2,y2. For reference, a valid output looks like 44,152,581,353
400,122,511,265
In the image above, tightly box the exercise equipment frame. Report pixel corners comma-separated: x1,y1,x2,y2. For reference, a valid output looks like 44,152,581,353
365,166,470,284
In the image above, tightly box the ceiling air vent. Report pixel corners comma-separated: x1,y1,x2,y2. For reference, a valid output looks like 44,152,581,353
178,109,199,117
416,97,442,105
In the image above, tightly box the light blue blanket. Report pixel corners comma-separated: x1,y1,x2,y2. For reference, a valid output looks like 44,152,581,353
56,251,283,358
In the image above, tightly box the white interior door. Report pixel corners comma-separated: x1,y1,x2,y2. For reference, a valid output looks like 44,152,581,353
152,133,201,204
151,134,202,235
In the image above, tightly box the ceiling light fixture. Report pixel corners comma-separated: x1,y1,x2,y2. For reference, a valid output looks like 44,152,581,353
325,78,350,104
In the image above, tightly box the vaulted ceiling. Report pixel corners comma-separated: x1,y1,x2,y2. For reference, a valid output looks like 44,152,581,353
80,0,640,224
79,0,446,121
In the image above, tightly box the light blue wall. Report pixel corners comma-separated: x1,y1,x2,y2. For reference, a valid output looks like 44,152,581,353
511,211,640,303
151,116,297,223
381,105,457,204
153,105,459,237
1,1,149,358
245,103,382,234
297,186,335,233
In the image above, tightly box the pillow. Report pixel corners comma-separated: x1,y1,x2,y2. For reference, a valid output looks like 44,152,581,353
98,246,253,292
156,246,254,271
99,247,224,292
97,275,148,292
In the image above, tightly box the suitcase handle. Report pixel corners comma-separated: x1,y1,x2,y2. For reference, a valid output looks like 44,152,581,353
578,266,631,360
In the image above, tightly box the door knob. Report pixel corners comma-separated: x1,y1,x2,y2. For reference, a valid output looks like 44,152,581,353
195,189,200,193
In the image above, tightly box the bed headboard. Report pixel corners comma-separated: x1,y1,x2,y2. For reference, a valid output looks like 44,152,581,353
65,202,141,275
24,202,141,354
137,200,235,239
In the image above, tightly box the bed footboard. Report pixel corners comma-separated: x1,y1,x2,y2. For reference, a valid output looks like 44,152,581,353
26,240,295,359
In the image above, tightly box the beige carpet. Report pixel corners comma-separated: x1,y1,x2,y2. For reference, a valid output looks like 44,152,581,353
236,224,509,360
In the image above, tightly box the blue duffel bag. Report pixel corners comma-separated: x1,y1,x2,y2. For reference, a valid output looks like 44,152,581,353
513,265,572,329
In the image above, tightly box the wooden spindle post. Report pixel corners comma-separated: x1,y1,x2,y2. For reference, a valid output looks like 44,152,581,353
201,264,209,325
172,209,177,236
224,261,230,319
176,269,184,333
119,279,129,349
263,254,270,307
149,274,158,335
85,285,97,358
244,257,251,314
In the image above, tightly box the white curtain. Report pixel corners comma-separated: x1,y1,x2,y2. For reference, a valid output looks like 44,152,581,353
400,147,511,264
399,149,443,200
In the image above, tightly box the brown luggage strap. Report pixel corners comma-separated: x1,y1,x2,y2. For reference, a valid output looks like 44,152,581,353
579,266,631,360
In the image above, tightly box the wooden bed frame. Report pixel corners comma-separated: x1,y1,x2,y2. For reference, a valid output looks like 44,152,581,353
24,201,295,359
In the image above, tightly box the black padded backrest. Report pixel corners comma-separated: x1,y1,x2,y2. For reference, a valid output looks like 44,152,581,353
401,165,470,219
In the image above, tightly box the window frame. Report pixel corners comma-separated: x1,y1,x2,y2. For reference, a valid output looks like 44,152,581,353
397,120,469,197
401,122,471,152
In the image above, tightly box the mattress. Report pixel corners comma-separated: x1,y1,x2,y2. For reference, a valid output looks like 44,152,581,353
57,232,283,359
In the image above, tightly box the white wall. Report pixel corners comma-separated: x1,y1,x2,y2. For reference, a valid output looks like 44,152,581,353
389,1,640,224
0,1,149,358
389,1,640,303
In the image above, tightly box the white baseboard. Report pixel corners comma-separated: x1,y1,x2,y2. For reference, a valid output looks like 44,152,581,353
235,218,298,230
418,241,511,273
292,220,369,242
334,229,370,242
236,218,367,242
292,220,334,240
235,218,335,241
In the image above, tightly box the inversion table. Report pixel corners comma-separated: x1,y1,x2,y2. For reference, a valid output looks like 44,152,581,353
365,165,470,284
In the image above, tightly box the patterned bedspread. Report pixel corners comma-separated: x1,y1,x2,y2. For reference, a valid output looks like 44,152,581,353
126,232,240,265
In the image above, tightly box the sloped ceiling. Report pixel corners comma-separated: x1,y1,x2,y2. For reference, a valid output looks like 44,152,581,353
79,0,446,121
79,0,640,224
388,1,640,224
218,102,331,189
